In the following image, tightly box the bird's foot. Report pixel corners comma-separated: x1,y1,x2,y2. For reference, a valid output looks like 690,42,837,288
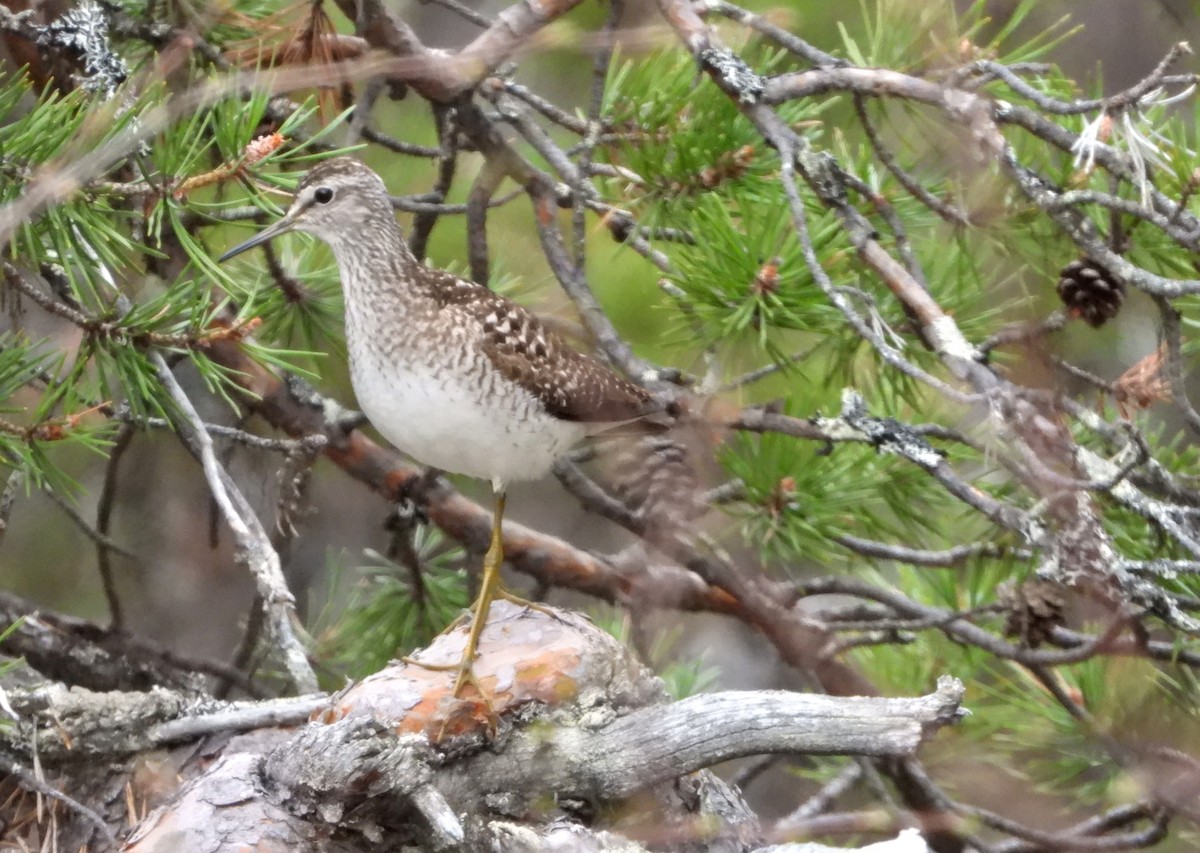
494,587,564,622
403,582,499,697
400,651,493,698
402,624,500,740
403,590,556,680
400,657,498,741
445,659,498,739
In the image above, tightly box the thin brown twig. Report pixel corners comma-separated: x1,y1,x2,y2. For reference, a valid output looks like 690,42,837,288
95,422,135,630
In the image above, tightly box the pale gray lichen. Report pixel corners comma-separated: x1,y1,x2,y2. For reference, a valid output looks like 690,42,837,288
37,1,128,99
815,389,945,470
699,47,765,105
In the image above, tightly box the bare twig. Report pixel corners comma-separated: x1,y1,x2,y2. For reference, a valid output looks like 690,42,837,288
146,348,316,693
0,751,115,843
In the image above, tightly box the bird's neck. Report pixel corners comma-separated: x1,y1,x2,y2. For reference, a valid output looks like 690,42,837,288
332,212,440,355
332,211,436,301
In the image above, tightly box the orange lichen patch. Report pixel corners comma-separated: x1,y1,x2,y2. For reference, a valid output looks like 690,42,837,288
310,703,342,725
327,602,593,741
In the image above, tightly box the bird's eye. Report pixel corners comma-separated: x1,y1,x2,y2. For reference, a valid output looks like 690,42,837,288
313,186,334,204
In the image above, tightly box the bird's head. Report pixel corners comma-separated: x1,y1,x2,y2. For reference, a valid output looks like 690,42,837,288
219,157,393,261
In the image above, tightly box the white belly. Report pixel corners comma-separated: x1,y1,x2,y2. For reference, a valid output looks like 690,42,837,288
350,356,585,487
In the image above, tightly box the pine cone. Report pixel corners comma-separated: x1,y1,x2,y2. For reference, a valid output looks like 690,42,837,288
1056,259,1125,327
1000,579,1066,648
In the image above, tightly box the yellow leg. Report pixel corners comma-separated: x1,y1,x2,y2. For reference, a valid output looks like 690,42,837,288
401,489,558,708
451,490,507,697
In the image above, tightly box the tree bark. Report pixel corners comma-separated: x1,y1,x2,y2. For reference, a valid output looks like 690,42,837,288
2,602,963,851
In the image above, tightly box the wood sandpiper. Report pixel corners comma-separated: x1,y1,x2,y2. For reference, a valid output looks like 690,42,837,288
220,156,660,700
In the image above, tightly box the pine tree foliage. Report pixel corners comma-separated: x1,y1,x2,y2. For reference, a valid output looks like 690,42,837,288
318,535,470,678
1,0,1200,848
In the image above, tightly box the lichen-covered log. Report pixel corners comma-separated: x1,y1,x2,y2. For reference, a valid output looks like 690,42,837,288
111,603,962,852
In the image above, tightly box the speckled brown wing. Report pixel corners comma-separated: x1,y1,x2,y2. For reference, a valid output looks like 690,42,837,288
424,267,657,424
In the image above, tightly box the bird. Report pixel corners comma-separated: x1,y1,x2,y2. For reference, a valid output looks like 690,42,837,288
220,156,661,699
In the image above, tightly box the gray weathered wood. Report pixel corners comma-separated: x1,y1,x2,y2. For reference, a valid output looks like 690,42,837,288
448,677,965,803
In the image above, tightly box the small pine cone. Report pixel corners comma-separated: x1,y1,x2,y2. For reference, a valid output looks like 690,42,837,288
1056,259,1125,328
1000,579,1067,648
